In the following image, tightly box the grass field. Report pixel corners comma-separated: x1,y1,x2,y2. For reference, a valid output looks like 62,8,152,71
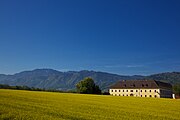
0,89,180,120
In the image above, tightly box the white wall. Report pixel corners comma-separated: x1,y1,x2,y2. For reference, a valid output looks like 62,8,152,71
109,89,160,98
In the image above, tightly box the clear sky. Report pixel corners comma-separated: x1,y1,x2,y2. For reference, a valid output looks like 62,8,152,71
0,0,180,75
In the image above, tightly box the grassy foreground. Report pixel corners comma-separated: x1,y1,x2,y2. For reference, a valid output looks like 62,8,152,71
0,89,180,120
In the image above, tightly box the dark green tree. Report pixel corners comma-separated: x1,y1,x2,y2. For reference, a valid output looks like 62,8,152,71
76,77,101,94
173,83,180,96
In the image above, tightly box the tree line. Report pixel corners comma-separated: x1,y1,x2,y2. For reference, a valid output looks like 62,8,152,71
1,77,179,96
0,84,68,93
0,78,107,95
0,78,102,94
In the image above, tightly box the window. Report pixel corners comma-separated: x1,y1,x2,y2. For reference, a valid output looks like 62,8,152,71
149,90,151,92
145,90,146,92
155,90,156,92
146,84,148,87
111,90,113,92
123,94,124,96
130,90,133,92
119,90,120,92
145,95,147,97
141,95,142,97
127,95,128,96
141,90,142,92
150,95,152,97
124,84,126,87
126,90,128,92
115,90,117,92
136,90,138,92
142,84,144,87
123,90,124,92
155,95,157,98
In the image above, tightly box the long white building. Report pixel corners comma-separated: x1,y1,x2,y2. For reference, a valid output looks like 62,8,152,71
109,80,172,98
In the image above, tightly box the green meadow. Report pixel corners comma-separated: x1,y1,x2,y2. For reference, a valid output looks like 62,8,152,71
0,89,180,120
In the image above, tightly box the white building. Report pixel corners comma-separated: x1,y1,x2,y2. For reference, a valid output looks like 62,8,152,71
109,80,172,98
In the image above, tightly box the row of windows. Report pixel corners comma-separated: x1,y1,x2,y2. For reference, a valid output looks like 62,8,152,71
113,94,157,98
142,95,156,97
123,84,149,87
140,95,157,97
111,89,157,93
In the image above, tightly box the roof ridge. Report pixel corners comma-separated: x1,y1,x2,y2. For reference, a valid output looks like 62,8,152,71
110,80,172,89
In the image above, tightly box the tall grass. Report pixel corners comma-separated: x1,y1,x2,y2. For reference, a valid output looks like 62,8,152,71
0,89,180,120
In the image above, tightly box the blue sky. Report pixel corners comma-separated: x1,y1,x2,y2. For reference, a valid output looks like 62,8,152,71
0,0,180,75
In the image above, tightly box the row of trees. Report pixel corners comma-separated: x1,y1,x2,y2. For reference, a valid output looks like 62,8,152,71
1,78,180,96
0,77,102,94
0,84,63,92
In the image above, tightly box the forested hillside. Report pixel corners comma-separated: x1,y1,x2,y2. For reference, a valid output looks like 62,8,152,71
0,69,179,91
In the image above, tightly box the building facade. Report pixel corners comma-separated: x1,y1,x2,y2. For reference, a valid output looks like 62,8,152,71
109,80,172,98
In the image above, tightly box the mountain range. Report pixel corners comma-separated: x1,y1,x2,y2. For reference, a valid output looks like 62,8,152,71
0,69,180,91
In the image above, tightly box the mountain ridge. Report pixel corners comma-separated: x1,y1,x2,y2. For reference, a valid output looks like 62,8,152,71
0,69,179,91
